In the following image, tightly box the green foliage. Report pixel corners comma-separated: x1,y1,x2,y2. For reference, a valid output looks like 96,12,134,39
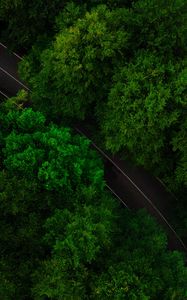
93,252,187,300
3,89,28,111
32,195,116,299
32,209,187,300
131,0,187,58
1,1,187,298
2,108,104,196
19,5,130,119
0,0,133,50
101,53,186,181
0,0,65,49
0,172,45,298
0,259,16,300
0,107,106,298
44,202,115,262
1,107,186,299
91,211,187,300
19,1,187,193
174,136,187,187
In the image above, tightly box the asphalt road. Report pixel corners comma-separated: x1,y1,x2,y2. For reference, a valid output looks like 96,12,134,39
0,43,29,97
0,42,186,254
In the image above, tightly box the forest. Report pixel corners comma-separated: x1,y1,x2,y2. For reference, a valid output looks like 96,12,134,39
0,0,187,299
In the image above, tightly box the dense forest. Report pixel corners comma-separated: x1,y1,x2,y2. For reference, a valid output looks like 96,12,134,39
0,0,187,299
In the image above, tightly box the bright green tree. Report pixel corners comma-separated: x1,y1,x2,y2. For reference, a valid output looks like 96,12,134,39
2,108,104,196
0,105,106,298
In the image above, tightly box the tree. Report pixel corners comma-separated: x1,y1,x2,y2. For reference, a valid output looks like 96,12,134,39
1,0,187,297
0,1,136,50
19,5,130,119
0,259,16,300
19,0,186,117
101,52,187,191
173,124,187,187
0,106,106,298
91,210,187,300
32,209,187,299
32,194,117,299
2,108,104,197
0,106,187,299
18,1,187,194
0,0,65,50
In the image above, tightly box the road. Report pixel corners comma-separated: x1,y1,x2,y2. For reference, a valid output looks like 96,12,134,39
0,42,186,254
0,42,29,97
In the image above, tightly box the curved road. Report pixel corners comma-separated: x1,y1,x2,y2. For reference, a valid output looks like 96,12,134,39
0,42,186,254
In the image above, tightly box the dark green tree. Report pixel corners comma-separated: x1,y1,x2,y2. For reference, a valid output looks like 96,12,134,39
91,210,187,300
0,1,136,50
32,194,117,299
19,5,130,119
0,0,187,297
101,53,187,187
32,209,187,300
0,0,65,50
18,1,187,193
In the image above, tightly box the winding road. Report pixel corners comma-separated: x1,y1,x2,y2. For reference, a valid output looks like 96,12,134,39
0,42,186,254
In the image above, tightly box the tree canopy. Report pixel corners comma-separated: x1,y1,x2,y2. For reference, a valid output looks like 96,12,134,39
19,1,187,193
0,0,187,298
0,105,187,299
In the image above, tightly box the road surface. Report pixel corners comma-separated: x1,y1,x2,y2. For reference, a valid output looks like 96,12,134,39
0,42,29,97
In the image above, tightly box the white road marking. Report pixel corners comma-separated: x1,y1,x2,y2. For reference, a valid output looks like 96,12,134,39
75,127,187,251
0,42,23,60
156,176,178,201
0,42,7,49
12,51,23,61
0,66,30,91
0,89,9,98
106,184,128,208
